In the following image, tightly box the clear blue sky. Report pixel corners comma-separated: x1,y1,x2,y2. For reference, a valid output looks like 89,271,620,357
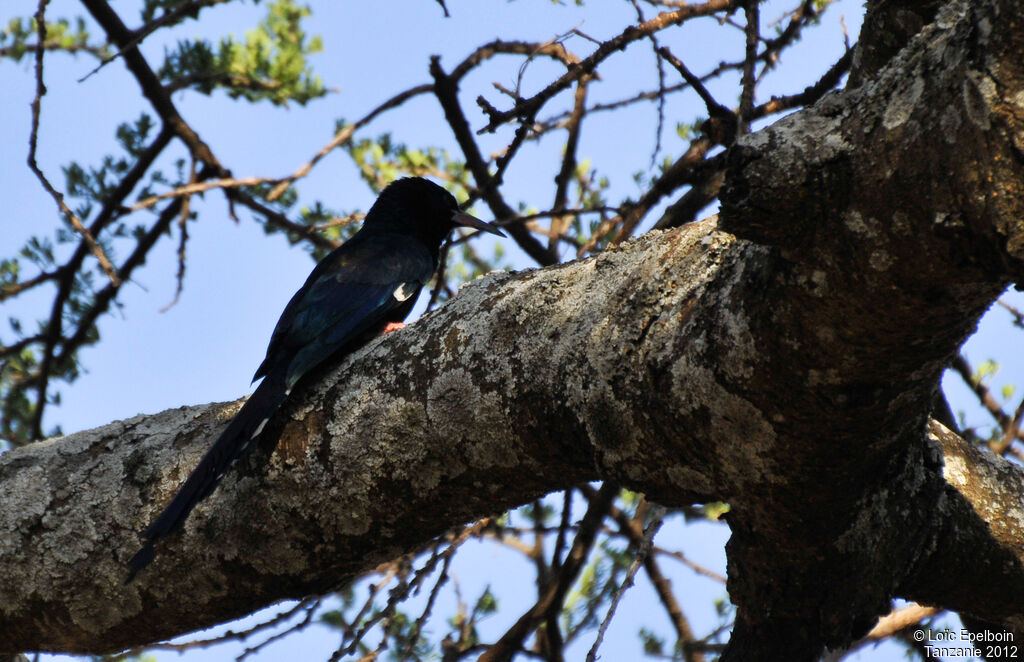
4,1,1020,660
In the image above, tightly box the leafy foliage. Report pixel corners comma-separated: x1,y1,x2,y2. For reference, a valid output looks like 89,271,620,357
0,16,103,61
158,0,326,105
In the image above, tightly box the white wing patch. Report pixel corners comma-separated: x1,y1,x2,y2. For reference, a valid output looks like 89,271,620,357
250,417,269,440
393,282,416,302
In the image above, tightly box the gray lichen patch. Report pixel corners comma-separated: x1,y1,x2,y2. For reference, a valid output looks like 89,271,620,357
882,75,925,130
961,76,992,131
938,425,1024,543
1,465,50,535
668,355,775,492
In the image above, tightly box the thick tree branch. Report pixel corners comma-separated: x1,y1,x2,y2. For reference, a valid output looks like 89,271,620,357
2,207,1023,654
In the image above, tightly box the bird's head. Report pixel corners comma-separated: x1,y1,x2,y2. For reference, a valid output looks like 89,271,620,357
365,177,505,247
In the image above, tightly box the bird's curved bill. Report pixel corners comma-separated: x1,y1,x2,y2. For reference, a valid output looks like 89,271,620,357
452,210,506,237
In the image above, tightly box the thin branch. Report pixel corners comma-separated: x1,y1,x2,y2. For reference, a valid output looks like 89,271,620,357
995,396,1024,454
51,165,222,375
656,46,733,120
1,40,107,61
491,120,536,199
161,159,197,312
997,298,1024,328
430,56,557,267
738,0,760,135
550,489,574,572
476,0,739,134
333,520,492,660
25,0,119,439
5,116,173,437
652,168,725,230
586,505,666,662
266,84,433,201
235,598,322,662
224,189,339,252
400,554,453,661
629,0,669,169
81,0,225,170
78,0,233,83
583,484,709,661
577,139,725,256
450,40,580,83
655,546,728,585
129,176,282,212
478,483,618,662
0,269,58,302
108,597,323,660
950,354,1011,430
549,77,590,251
426,238,452,312
27,0,120,290
750,46,853,119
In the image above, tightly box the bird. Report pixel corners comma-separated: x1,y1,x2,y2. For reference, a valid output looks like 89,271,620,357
127,177,504,580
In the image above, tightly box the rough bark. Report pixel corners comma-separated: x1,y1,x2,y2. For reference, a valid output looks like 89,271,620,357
713,0,1024,655
4,0,1024,658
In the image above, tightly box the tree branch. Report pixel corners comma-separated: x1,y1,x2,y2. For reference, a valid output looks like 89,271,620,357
81,0,225,170
475,0,739,133
2,209,1023,654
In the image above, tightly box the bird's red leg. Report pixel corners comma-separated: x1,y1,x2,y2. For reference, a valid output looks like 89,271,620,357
382,322,406,334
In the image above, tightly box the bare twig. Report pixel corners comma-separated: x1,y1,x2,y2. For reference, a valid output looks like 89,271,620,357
78,0,232,83
130,176,281,212
996,396,1024,454
750,47,853,120
28,0,120,290
586,505,666,662
426,238,452,312
478,483,618,662
654,546,727,585
81,0,226,170
225,189,339,252
577,139,725,256
738,0,760,135
332,521,492,661
400,554,454,661
430,56,557,267
950,354,1011,430
266,84,433,201
656,46,732,120
450,40,580,82
998,298,1024,328
476,0,739,134
550,77,590,251
161,159,197,312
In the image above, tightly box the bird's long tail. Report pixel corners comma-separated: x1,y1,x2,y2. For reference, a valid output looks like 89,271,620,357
126,376,288,581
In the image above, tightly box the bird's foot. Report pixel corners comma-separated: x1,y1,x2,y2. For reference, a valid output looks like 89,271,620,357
382,322,406,334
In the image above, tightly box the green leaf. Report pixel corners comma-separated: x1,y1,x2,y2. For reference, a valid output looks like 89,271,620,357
975,359,999,383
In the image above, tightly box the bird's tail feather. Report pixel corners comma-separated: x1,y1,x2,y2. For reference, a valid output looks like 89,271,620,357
126,377,287,581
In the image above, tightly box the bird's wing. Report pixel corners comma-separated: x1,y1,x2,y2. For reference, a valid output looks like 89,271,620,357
128,236,434,581
253,234,435,388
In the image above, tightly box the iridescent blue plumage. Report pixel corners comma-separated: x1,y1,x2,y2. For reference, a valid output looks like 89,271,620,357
127,177,503,579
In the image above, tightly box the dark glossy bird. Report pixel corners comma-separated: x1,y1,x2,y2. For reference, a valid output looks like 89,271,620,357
127,177,504,580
